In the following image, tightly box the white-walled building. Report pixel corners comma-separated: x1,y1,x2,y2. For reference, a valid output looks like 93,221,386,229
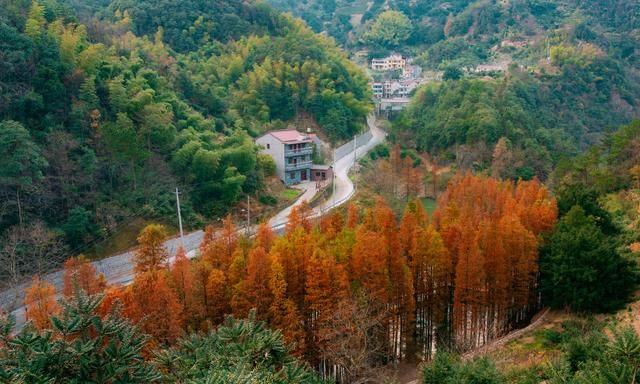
256,130,315,185
371,54,406,71
372,79,421,99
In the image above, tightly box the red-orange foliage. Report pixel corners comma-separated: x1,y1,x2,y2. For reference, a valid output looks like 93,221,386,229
305,249,349,318
514,179,558,235
134,224,169,275
231,246,272,319
170,247,192,302
190,258,212,328
254,222,276,251
399,205,419,258
99,286,128,317
62,256,107,297
351,227,389,303
452,219,485,348
206,269,229,325
227,248,246,288
199,224,216,255
286,201,312,234
432,173,557,349
273,225,315,310
124,271,183,345
319,211,344,240
170,247,197,327
347,203,359,229
269,254,306,354
201,215,238,270
24,276,59,330
60,172,555,364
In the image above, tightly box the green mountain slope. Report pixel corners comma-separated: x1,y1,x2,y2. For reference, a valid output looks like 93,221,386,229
393,0,639,178
271,0,639,178
0,0,371,279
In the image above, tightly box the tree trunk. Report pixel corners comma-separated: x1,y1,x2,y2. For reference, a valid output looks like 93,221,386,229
16,187,23,229
131,160,137,192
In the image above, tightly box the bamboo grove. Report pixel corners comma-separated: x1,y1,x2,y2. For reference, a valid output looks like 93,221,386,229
24,174,557,382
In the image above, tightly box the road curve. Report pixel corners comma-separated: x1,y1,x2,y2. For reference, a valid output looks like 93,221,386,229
269,114,385,229
315,115,386,215
2,115,385,329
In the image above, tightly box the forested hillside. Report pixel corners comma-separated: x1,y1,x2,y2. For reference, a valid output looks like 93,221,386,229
2,1,639,383
269,0,640,179
0,0,371,283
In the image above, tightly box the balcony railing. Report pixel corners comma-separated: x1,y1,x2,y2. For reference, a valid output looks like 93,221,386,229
285,147,313,157
285,160,312,171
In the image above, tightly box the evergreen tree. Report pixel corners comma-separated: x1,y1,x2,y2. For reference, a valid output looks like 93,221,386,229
154,310,324,383
79,76,99,110
0,292,160,383
24,0,46,41
422,352,504,384
0,120,48,227
540,205,637,312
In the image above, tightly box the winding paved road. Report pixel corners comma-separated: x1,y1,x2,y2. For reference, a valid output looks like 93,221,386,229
269,114,385,228
1,115,384,329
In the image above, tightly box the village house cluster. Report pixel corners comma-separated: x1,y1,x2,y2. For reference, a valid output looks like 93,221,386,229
370,54,423,99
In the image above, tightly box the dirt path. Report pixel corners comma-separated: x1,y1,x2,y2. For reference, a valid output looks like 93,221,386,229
400,308,551,383
462,308,551,360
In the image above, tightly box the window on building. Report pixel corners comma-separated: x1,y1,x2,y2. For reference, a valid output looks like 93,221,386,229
316,172,320,177
266,143,270,149
290,172,296,179
321,172,326,179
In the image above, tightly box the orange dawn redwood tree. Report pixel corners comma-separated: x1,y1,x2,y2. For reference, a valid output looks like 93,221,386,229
24,276,60,330
206,268,229,325
231,246,273,319
201,215,238,270
170,246,198,327
134,224,169,274
432,173,557,350
62,255,107,297
51,173,556,366
124,271,183,345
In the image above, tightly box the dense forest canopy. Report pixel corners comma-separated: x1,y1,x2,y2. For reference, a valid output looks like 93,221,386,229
1,1,639,382
9,174,560,383
269,0,640,179
0,0,372,282
269,0,639,63
395,56,636,180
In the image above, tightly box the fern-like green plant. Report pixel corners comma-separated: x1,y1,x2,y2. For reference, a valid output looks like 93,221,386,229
0,292,160,383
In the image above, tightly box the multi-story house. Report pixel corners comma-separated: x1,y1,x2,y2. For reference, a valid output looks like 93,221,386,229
371,54,406,71
256,129,315,185
372,79,420,99
372,82,384,98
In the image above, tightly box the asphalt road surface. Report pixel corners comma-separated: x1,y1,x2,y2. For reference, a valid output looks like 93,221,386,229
1,115,385,329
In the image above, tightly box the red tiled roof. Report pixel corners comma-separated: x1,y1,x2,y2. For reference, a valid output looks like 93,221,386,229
268,130,314,143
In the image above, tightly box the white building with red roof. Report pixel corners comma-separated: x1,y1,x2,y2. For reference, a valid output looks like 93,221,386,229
256,129,316,185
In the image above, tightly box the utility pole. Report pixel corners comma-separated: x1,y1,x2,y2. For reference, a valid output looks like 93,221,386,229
246,195,250,235
353,134,358,192
353,134,357,164
175,187,185,247
332,149,336,208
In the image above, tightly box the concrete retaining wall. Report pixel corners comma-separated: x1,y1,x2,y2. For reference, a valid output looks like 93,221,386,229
334,130,373,161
